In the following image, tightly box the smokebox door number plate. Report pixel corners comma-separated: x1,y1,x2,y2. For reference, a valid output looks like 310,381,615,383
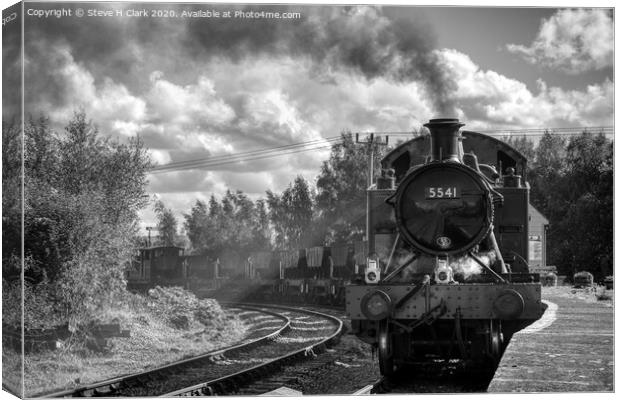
425,187,460,199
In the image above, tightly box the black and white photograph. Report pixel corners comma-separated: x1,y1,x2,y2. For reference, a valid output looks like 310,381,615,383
1,0,615,397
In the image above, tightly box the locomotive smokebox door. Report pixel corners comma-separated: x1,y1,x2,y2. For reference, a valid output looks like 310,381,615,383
392,162,494,255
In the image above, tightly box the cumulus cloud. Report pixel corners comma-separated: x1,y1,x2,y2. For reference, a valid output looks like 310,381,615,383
204,56,432,134
149,170,222,194
438,48,613,128
139,62,333,177
54,46,609,231
146,72,236,127
17,5,613,231
506,9,613,74
148,149,172,166
24,42,146,135
21,4,458,117
133,54,440,229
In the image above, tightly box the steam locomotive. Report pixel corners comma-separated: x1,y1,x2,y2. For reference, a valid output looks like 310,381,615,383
346,118,546,375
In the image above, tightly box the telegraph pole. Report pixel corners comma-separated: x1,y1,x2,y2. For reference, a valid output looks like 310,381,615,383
146,226,154,247
355,133,389,243
355,133,389,188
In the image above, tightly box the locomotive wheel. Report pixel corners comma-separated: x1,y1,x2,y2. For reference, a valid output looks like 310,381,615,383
378,319,395,376
487,320,503,363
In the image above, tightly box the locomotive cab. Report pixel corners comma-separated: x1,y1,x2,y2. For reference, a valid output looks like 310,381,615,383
346,118,545,376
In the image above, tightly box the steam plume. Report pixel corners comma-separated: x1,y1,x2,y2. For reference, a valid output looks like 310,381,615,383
185,6,458,115
450,252,496,280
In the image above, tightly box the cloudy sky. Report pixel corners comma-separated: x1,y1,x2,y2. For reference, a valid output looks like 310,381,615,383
3,1,614,233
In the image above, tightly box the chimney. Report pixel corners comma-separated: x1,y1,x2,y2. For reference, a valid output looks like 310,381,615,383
424,118,465,163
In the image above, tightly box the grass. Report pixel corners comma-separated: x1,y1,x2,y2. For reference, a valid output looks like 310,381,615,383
2,347,23,396
595,290,613,301
21,287,248,397
543,285,614,306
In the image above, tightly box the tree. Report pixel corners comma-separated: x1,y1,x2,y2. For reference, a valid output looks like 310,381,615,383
184,195,229,257
2,120,22,278
266,176,314,249
253,199,271,250
505,135,536,163
5,111,151,330
315,132,388,243
528,131,567,213
57,112,150,224
154,200,179,247
183,191,271,257
183,200,210,253
20,112,151,281
524,130,612,280
551,132,613,279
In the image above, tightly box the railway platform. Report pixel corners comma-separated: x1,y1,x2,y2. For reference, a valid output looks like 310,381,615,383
488,286,614,392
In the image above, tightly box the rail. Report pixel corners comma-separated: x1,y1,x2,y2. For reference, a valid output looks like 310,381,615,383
352,378,385,395
162,304,344,396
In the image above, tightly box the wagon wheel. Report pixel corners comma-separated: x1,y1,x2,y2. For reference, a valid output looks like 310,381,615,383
330,287,343,306
336,289,346,306
378,319,395,376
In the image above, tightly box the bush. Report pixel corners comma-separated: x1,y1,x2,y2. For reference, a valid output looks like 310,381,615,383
146,286,231,330
2,278,22,330
2,257,60,330
54,215,132,333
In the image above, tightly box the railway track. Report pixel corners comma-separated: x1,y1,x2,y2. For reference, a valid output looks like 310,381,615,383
42,299,490,397
43,304,342,397
233,303,495,395
41,305,290,398
350,362,497,394
163,304,343,396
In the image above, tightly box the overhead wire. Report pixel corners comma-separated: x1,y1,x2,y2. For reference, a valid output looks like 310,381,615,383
149,141,336,174
149,125,613,174
150,135,343,172
388,126,614,137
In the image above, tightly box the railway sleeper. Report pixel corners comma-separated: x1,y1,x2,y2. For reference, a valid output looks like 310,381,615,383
93,384,116,396
214,381,229,394
196,386,214,396
270,378,300,386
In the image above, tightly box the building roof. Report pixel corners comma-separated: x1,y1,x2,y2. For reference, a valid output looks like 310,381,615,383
528,204,549,226
139,245,184,251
